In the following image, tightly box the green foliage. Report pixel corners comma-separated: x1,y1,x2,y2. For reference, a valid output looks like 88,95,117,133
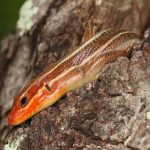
0,0,25,40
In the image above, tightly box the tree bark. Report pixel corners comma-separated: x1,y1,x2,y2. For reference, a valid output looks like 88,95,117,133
0,0,150,149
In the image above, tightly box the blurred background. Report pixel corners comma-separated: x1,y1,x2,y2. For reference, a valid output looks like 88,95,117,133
0,0,25,40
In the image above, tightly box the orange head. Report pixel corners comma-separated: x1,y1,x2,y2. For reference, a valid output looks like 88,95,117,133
7,79,60,126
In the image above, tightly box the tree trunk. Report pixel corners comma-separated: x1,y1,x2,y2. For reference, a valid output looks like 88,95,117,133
0,0,150,149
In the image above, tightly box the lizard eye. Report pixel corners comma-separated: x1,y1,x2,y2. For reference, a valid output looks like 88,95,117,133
20,97,28,107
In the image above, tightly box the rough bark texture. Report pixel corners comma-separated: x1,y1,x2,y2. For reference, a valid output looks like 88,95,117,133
0,0,150,149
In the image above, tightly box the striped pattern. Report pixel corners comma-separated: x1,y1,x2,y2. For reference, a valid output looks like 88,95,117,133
8,28,140,125
25,28,139,108
21,28,140,107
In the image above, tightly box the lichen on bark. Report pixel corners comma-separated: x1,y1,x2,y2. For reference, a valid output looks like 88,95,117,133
0,0,150,149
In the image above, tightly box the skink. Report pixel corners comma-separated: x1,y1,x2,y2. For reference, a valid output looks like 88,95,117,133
7,28,140,125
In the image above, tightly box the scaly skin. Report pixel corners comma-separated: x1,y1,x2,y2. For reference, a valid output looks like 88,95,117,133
7,29,140,125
